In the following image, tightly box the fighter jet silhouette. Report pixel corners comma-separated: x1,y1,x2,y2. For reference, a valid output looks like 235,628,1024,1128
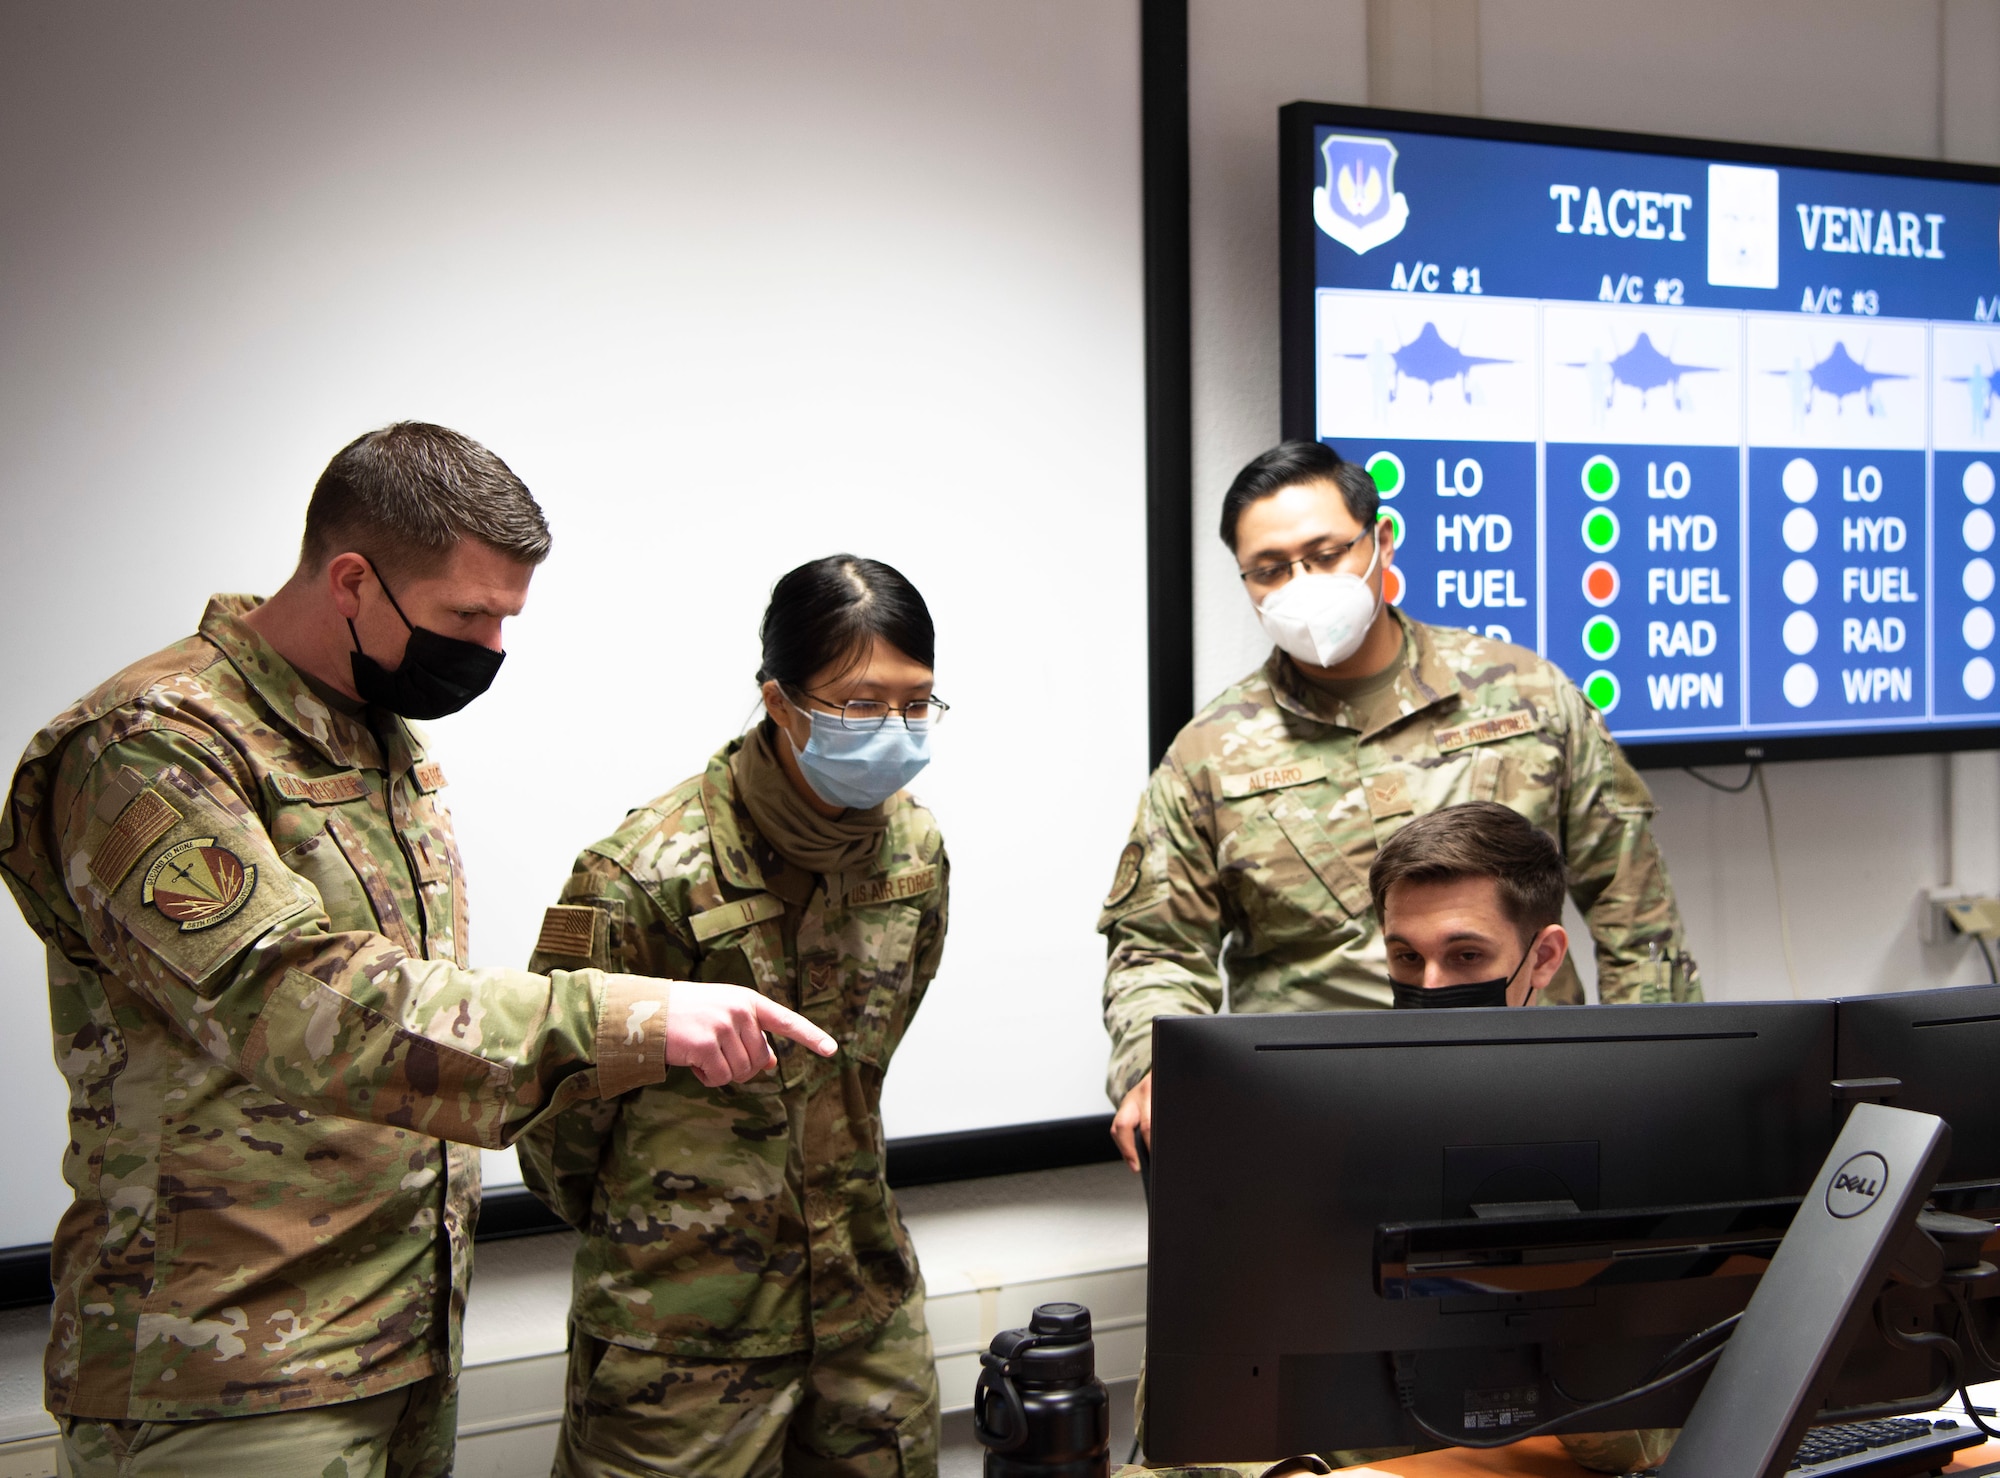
1770,341,1909,422
1945,354,1996,440
1344,322,1511,411
1567,332,1718,415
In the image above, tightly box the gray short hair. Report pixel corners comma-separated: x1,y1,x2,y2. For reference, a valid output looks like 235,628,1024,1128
300,422,551,580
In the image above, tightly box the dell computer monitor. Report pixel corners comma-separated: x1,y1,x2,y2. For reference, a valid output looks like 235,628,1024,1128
1838,983,2000,1184
1144,1001,1841,1460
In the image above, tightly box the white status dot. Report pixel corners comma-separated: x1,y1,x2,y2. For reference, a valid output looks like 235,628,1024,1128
1782,507,1818,553
1782,610,1818,655
1782,457,1818,503
1782,558,1819,604
1966,657,1997,702
1966,461,1996,505
1783,662,1819,708
1966,508,1996,553
1967,558,1997,602
1966,607,1996,652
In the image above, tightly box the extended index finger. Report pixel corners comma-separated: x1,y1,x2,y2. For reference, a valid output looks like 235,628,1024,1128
754,997,837,1057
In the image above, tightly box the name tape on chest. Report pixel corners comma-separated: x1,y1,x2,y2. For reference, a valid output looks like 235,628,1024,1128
90,787,183,890
1433,711,1539,755
270,771,369,806
1220,756,1331,800
690,891,787,943
535,904,600,959
846,865,940,908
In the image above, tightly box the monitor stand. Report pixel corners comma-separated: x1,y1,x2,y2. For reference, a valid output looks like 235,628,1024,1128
1658,1101,1952,1478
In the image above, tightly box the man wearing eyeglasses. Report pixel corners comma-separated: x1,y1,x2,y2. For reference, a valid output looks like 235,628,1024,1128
1100,440,1700,1170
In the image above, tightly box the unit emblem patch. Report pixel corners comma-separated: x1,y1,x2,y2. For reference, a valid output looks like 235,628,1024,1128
142,837,258,931
1105,842,1144,907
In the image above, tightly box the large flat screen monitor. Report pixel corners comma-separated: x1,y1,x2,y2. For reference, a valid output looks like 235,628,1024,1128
1144,1002,1840,1459
1837,984,2000,1182
1281,103,2000,766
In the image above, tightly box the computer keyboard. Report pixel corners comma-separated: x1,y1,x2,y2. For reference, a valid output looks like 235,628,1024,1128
1632,1416,1982,1477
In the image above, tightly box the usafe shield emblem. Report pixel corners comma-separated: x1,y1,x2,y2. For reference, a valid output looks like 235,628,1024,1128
143,837,258,931
1314,132,1410,255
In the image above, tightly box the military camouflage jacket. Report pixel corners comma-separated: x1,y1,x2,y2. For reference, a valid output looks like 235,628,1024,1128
518,737,947,1359
0,596,670,1421
1099,612,1699,1101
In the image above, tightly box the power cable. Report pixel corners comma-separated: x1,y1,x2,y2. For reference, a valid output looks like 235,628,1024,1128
1682,765,1759,794
1755,767,1802,998
1394,1343,1726,1451
1681,765,1800,997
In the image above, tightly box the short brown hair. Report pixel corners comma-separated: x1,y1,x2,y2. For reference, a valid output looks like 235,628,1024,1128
300,422,551,581
1369,801,1568,940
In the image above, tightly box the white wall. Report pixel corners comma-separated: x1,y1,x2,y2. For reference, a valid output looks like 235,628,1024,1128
0,0,1146,1247
1188,0,2000,1001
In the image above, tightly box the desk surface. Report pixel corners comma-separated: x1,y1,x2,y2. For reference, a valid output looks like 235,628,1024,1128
1116,1435,2000,1476
1337,1434,2000,1474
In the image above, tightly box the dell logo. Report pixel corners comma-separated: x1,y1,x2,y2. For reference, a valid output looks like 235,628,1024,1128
1825,1151,1890,1218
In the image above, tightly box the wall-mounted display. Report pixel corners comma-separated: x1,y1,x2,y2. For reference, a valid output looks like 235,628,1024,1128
1282,103,2000,764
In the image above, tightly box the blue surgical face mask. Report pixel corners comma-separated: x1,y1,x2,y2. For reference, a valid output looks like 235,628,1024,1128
788,709,933,810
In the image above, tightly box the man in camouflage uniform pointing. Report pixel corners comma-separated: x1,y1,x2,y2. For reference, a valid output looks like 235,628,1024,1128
1103,440,1698,1169
0,423,833,1477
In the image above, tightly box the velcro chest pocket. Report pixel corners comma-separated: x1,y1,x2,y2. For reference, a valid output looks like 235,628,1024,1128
1220,760,1372,921
806,899,924,1068
1431,711,1547,808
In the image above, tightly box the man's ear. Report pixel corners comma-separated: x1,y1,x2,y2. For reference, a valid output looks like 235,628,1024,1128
1519,922,1570,1005
325,553,371,621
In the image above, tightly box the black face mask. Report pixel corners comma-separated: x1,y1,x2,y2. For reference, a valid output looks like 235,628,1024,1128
348,569,505,720
1390,941,1533,1010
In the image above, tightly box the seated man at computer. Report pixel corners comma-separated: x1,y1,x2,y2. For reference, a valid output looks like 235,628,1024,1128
1368,801,1676,1474
1371,800,1570,1010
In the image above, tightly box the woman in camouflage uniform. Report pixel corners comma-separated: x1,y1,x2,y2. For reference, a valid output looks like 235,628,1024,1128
521,555,950,1478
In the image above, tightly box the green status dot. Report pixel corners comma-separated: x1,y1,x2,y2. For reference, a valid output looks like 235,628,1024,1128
1582,455,1619,500
1584,670,1621,713
1366,451,1405,497
1583,615,1620,659
1582,508,1620,553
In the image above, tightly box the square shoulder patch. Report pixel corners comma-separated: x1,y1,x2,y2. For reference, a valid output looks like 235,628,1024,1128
535,904,601,960
100,770,307,993
89,788,182,890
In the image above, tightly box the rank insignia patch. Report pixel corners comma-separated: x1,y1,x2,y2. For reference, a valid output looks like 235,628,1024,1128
1105,841,1144,907
142,837,258,932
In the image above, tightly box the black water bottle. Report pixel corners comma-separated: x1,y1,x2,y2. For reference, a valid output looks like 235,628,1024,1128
971,1302,1110,1478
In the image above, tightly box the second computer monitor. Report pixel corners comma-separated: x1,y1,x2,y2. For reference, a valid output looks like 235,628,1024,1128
1145,1001,1839,1460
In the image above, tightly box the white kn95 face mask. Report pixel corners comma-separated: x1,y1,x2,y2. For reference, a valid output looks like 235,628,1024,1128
1255,535,1383,670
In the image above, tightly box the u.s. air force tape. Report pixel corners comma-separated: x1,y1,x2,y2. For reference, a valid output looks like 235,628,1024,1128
846,866,939,908
1433,711,1538,754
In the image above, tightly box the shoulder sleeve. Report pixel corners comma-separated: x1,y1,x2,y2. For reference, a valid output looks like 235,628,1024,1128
1098,755,1225,1103
519,828,705,1226
528,846,696,980
1553,681,1701,1004
56,725,670,1148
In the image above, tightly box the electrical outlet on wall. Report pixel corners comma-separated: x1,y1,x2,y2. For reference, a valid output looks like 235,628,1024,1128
1918,887,2000,946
